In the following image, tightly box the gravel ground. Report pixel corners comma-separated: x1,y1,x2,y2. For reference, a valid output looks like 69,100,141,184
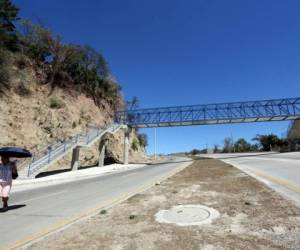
29,158,300,250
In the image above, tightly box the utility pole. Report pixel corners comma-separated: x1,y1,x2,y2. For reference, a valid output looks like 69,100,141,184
154,128,157,160
229,127,235,153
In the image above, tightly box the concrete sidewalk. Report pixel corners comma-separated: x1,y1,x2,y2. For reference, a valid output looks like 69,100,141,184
12,163,147,192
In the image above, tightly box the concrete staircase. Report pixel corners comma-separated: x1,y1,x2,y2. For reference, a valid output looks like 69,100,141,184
18,124,125,179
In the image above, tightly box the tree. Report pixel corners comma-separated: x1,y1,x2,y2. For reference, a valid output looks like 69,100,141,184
18,22,119,103
0,0,19,50
18,20,55,62
213,144,220,153
250,143,260,152
126,96,139,110
190,148,201,155
82,45,109,80
0,1,121,107
200,148,207,154
234,138,251,152
137,133,148,148
222,137,234,153
126,96,140,124
253,134,280,151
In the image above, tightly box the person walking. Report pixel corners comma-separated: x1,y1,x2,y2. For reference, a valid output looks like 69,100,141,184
0,156,17,212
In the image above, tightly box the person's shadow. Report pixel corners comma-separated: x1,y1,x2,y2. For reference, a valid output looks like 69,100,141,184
0,204,26,212
8,204,26,210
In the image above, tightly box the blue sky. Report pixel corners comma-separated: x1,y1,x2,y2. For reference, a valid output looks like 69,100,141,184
15,0,300,154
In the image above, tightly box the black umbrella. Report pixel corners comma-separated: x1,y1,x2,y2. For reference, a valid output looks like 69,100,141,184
0,147,32,158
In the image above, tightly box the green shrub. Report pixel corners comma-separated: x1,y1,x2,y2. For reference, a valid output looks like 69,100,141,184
131,138,139,151
100,210,107,215
15,83,30,96
72,121,77,129
15,54,29,69
137,133,148,148
49,97,64,109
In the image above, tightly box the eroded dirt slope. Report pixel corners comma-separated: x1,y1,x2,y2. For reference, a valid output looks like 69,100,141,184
0,54,147,169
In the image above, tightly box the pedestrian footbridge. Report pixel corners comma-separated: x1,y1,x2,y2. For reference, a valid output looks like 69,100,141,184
115,97,300,128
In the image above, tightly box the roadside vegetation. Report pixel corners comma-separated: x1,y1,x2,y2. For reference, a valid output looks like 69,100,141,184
0,0,148,163
189,129,300,155
0,0,121,109
49,97,65,109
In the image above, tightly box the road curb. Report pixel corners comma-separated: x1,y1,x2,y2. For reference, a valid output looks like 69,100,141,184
12,164,147,193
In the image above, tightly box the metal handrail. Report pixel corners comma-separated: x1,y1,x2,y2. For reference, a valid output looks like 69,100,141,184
26,124,123,177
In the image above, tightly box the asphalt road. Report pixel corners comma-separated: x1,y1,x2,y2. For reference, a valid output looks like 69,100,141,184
204,152,300,207
0,157,192,249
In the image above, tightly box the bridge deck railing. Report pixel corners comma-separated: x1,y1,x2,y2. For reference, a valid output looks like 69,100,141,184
115,97,300,128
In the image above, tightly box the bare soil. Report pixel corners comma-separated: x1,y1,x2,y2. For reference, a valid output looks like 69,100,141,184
29,158,300,250
0,55,147,169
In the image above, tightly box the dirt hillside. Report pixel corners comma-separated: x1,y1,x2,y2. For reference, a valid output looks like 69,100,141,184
0,52,147,168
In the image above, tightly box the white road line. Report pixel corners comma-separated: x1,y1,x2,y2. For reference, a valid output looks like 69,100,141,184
21,190,67,203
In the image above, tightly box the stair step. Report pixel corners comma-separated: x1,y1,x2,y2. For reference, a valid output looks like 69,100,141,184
20,124,124,179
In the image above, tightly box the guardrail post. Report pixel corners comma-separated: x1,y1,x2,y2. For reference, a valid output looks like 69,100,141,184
86,135,89,144
63,143,66,152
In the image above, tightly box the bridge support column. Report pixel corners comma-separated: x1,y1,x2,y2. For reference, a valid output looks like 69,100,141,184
71,146,80,171
123,129,130,165
98,139,108,167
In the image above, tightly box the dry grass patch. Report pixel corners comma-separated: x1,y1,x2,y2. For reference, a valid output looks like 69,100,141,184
30,159,300,250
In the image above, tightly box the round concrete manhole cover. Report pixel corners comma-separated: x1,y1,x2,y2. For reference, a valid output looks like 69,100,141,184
155,205,220,226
